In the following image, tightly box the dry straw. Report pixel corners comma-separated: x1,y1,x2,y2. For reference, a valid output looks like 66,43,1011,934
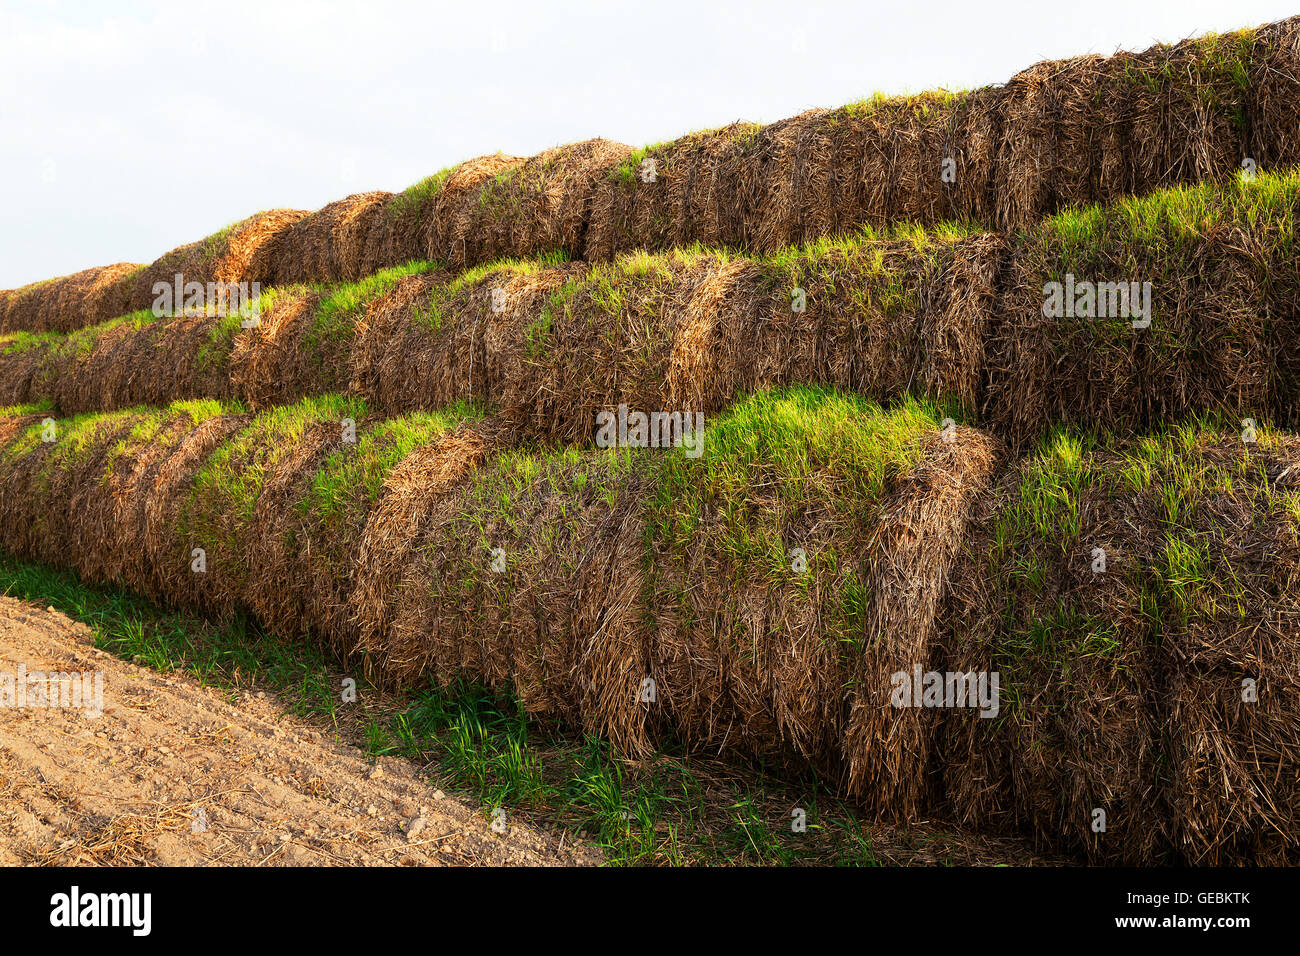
0,263,143,335
250,192,394,285
126,209,308,315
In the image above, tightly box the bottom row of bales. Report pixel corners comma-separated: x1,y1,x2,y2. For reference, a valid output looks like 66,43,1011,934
0,389,1295,864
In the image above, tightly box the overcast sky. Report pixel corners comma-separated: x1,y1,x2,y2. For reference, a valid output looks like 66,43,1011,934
1,0,1295,288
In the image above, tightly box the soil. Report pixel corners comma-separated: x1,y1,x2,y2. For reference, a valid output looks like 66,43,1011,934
0,596,601,867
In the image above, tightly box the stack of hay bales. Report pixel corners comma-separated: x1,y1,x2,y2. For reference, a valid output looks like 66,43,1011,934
350,257,575,415
2,14,1299,869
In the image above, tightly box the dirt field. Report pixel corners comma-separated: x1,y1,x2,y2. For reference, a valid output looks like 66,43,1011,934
0,596,600,866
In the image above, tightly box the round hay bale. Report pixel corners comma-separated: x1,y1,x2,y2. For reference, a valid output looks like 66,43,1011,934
455,138,632,268
756,90,1002,253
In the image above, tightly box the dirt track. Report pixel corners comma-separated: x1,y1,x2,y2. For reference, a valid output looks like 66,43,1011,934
0,596,599,866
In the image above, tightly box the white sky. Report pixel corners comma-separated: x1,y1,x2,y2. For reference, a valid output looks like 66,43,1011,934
1,0,1295,288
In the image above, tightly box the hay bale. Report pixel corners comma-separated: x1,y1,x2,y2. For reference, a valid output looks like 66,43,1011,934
675,232,1003,421
242,404,489,661
42,312,162,414
993,27,1261,231
0,402,249,608
584,122,771,261
371,435,660,752
357,227,1006,446
172,395,364,618
756,91,1002,253
142,412,250,608
942,423,1300,863
127,209,308,314
495,250,720,442
65,402,232,591
350,260,565,415
637,391,996,811
28,310,240,416
377,154,527,271
239,418,358,648
501,231,1001,444
351,418,504,681
983,168,1299,450
941,430,1175,862
238,263,450,413
1159,430,1300,864
1249,16,1300,171
228,287,329,409
453,139,632,268
0,409,147,566
249,192,395,285
0,334,55,407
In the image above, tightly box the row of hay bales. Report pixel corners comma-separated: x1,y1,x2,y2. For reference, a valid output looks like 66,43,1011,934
4,17,1297,336
0,210,310,335
159,15,1300,274
0,231,1002,433
4,166,1297,449
0,389,1294,863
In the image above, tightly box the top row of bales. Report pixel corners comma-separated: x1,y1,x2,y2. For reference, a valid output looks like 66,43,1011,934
2,16,1297,335
228,14,1300,278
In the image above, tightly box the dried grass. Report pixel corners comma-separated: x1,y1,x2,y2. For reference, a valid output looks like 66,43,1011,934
454,139,631,268
250,193,395,285
757,91,1003,252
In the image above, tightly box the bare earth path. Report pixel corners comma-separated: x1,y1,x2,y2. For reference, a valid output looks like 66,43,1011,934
0,597,600,866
